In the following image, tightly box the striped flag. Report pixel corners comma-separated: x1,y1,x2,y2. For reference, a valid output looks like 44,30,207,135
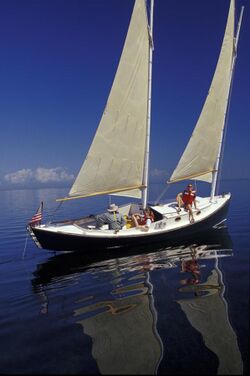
29,202,43,226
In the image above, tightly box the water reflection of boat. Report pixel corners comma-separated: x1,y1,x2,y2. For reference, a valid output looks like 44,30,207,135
32,228,232,285
73,272,163,374
176,254,243,374
31,229,242,374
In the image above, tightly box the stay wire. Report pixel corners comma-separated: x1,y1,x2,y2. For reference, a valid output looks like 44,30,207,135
47,201,63,224
22,231,29,259
154,183,170,205
216,51,237,194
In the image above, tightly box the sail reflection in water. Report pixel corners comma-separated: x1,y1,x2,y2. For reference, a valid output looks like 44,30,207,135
74,267,163,374
177,251,243,375
32,231,243,374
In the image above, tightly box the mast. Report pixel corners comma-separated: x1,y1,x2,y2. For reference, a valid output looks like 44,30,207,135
142,0,154,209
210,5,244,201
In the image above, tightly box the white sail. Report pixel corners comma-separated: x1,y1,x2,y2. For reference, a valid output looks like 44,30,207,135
169,0,235,184
69,0,150,199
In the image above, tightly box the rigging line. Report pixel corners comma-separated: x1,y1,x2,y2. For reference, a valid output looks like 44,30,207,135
154,182,170,205
47,201,63,224
22,231,29,259
216,55,237,194
194,179,197,192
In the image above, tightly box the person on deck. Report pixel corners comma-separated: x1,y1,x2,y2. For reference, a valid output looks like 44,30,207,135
176,184,200,224
132,207,155,230
95,203,126,232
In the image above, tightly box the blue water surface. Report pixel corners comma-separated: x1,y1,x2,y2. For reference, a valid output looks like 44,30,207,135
0,179,249,374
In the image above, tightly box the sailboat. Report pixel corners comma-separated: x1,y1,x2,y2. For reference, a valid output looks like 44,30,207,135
28,0,244,252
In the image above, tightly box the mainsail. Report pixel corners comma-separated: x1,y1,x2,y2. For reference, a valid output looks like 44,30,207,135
69,0,150,199
169,0,235,184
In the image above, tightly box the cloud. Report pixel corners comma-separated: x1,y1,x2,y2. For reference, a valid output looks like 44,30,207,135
4,167,74,186
34,167,74,183
150,168,167,177
5,169,33,184
148,168,169,183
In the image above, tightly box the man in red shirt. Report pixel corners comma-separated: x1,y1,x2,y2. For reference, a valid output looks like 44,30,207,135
176,184,200,224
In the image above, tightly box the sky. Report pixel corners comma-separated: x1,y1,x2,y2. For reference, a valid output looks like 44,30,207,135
0,0,249,191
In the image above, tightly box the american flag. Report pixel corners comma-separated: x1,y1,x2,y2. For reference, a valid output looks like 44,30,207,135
29,202,43,226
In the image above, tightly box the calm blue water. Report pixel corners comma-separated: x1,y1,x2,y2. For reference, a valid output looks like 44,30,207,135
0,180,249,374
